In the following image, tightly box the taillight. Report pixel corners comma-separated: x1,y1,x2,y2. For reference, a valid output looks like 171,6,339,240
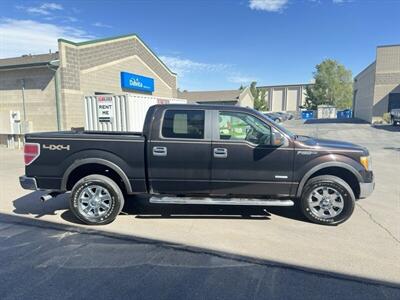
24,143,40,165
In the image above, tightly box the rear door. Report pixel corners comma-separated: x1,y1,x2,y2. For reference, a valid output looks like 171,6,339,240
211,110,295,197
148,108,212,194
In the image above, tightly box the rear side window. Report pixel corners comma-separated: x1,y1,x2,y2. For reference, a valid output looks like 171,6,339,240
162,110,205,139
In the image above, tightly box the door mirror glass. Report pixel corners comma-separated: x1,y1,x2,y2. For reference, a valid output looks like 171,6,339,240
272,129,286,146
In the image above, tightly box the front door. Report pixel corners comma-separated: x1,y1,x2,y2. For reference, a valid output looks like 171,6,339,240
211,110,294,197
148,108,212,195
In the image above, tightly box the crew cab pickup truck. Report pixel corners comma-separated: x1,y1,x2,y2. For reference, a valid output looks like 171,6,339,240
20,104,374,225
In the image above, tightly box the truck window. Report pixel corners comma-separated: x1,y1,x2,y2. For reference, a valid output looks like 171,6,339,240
219,111,271,145
162,110,205,139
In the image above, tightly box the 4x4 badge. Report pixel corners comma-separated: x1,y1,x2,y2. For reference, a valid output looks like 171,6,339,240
43,144,70,151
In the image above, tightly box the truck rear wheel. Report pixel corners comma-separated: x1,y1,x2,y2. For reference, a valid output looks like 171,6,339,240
300,175,355,225
70,174,124,225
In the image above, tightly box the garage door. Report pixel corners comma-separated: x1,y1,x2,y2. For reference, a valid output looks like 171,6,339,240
272,89,284,112
287,88,299,111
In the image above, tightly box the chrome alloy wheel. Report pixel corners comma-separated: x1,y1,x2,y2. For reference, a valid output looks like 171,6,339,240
78,185,112,219
308,186,344,219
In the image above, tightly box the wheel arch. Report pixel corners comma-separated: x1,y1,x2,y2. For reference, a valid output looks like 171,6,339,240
61,158,132,194
296,162,362,199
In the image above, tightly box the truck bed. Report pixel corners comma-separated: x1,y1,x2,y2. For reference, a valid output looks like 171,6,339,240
25,130,147,193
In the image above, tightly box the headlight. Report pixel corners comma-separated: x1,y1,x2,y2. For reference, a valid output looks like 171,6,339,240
360,156,371,170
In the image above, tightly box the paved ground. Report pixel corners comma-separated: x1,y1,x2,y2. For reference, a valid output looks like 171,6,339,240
0,120,399,299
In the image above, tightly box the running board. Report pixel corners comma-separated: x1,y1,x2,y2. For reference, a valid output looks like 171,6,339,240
149,196,294,207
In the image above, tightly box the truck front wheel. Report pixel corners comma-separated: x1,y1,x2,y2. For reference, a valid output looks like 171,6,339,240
70,174,124,225
300,175,355,225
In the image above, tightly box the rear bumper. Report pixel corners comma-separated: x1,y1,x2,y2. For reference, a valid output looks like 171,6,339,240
19,176,38,190
359,181,375,199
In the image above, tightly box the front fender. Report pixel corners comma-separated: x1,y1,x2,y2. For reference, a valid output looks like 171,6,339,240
294,154,364,198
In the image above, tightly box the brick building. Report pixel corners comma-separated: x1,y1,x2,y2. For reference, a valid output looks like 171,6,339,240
0,34,177,134
353,44,400,123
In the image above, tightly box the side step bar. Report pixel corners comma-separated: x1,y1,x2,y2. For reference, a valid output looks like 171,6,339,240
149,196,294,207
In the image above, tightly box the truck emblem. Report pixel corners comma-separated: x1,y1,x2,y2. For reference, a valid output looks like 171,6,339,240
297,150,317,155
43,144,70,151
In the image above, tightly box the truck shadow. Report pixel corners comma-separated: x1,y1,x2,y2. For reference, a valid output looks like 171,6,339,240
12,192,308,224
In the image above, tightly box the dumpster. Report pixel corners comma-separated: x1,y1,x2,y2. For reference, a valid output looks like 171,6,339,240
301,110,315,120
84,94,186,132
337,109,352,119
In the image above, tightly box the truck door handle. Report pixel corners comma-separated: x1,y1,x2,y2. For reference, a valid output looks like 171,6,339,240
214,148,228,158
153,146,167,157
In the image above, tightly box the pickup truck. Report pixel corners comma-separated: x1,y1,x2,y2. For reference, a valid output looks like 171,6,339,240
20,104,374,225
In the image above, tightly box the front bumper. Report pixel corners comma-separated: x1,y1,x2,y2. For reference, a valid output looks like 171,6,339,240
19,176,38,190
359,181,375,199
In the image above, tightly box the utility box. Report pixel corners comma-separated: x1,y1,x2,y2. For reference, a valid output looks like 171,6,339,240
84,94,187,132
317,105,337,119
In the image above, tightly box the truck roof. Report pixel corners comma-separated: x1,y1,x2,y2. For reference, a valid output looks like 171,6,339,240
151,103,255,112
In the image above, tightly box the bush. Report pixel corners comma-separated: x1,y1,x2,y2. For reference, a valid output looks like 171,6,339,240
382,113,392,124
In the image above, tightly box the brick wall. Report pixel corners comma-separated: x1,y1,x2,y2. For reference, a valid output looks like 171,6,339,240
373,45,400,118
354,62,376,122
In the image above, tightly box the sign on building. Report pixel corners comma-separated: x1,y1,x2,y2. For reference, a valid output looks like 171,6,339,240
120,71,155,93
97,96,114,123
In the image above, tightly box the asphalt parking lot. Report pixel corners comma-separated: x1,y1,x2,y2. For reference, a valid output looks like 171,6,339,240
0,119,399,299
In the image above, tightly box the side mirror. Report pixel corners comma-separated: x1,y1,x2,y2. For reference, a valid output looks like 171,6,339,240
272,129,285,146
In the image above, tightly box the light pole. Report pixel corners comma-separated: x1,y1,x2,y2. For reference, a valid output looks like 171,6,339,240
21,79,27,122
48,60,61,131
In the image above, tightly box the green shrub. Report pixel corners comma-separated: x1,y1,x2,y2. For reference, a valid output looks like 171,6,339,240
382,113,392,124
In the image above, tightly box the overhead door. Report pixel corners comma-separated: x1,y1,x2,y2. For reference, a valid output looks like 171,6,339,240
388,93,400,111
272,89,284,112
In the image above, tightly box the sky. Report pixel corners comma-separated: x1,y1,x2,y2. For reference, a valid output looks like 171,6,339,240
0,0,399,91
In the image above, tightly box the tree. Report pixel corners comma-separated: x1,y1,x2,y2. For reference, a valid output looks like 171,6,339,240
250,81,268,111
305,59,353,110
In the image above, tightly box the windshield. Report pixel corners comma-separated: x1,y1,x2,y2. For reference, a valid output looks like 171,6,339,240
254,110,295,139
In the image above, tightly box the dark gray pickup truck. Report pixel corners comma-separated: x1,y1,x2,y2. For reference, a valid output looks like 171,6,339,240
20,104,374,225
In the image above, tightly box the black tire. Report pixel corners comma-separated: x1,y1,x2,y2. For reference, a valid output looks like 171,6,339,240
70,174,124,225
300,175,355,226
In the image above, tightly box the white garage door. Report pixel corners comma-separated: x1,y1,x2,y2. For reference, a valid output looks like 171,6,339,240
272,89,284,112
287,88,299,111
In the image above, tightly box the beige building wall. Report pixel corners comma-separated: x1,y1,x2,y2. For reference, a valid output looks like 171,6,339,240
372,45,400,121
58,35,178,129
262,84,309,112
238,87,254,108
353,62,376,122
0,67,57,132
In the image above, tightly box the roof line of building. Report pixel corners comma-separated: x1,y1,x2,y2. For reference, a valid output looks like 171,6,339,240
377,43,400,48
257,83,313,88
180,88,244,93
58,33,177,76
354,61,376,79
0,61,50,70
